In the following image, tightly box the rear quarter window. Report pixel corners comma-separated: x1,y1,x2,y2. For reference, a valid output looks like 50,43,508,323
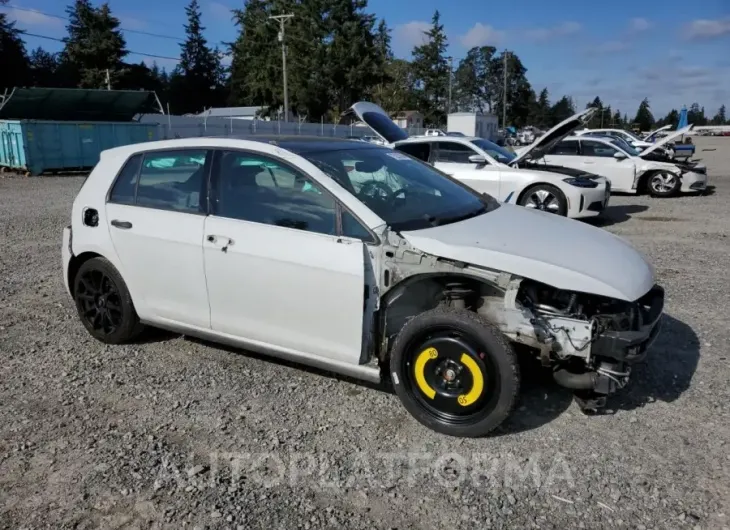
109,154,143,204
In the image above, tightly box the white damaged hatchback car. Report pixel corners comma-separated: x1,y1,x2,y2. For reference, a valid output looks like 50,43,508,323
62,131,664,437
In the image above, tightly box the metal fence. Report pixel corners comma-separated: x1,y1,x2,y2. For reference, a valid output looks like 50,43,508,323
137,114,429,140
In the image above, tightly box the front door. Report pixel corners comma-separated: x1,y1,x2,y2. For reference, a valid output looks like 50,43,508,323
433,141,502,198
202,149,366,365
105,148,212,328
577,139,636,192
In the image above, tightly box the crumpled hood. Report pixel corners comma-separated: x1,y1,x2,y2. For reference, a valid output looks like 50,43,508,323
400,205,655,301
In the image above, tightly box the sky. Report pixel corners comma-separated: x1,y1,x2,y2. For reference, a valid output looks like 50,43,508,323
3,0,729,118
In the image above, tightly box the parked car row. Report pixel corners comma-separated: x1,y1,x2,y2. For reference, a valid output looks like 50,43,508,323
62,99,667,438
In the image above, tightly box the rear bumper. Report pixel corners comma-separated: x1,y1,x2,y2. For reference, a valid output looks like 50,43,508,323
62,226,73,297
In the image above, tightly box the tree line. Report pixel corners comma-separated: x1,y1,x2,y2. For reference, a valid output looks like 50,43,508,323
1,0,727,128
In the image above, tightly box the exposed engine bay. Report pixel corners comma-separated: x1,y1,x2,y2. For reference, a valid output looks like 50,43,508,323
379,240,664,413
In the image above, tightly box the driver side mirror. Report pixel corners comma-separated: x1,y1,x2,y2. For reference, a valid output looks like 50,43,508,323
613,151,627,160
468,154,487,164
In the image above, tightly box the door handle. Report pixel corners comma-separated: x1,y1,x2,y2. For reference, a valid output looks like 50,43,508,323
111,220,132,229
206,235,234,252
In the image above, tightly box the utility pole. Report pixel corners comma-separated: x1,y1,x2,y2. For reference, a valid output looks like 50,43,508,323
105,69,111,90
270,14,294,122
502,51,508,128
446,56,453,115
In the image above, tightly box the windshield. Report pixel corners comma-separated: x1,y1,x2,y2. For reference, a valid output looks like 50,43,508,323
610,138,640,156
470,138,516,164
617,130,641,142
302,147,499,231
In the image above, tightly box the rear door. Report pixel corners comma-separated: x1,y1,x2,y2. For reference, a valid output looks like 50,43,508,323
540,139,583,169
105,148,211,328
202,149,367,365
433,141,502,198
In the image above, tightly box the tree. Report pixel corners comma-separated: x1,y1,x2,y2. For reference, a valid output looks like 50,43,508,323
633,98,654,131
169,0,225,114
453,46,497,113
585,96,604,128
410,10,449,126
28,47,59,87
712,104,727,125
687,102,707,126
324,0,382,116
612,110,622,128
375,58,417,112
0,0,30,92
529,88,551,128
551,95,576,125
61,0,128,88
490,51,533,127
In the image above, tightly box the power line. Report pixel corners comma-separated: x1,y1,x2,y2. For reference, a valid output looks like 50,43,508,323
2,4,186,42
21,32,181,62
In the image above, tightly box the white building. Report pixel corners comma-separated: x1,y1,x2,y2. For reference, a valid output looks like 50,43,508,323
392,110,424,130
447,112,499,140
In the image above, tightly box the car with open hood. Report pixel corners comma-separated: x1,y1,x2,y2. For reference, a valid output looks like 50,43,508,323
345,102,611,219
62,128,664,438
536,125,708,197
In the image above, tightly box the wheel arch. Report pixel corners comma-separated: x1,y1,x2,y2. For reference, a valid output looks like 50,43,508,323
515,181,569,209
377,272,505,361
67,251,104,296
636,167,681,194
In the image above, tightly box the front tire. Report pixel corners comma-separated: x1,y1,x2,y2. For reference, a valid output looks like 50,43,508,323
518,184,568,216
72,257,144,344
389,308,520,437
648,171,681,197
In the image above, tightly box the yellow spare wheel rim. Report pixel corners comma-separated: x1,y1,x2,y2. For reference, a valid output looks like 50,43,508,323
410,338,488,419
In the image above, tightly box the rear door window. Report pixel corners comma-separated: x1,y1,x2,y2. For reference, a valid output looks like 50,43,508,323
435,142,477,163
548,140,580,156
136,150,210,212
109,154,143,204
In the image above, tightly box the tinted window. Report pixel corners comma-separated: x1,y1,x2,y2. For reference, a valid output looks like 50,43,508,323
470,139,514,163
361,111,408,143
436,142,477,163
109,154,142,204
303,147,498,232
581,140,618,157
548,140,579,155
395,142,431,162
341,210,374,242
212,151,337,236
136,150,208,212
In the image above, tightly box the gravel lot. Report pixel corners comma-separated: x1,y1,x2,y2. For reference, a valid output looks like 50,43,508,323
1,137,729,530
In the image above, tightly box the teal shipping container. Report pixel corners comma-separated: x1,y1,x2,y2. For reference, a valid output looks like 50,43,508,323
0,120,158,175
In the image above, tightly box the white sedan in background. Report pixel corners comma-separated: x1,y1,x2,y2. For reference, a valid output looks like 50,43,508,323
537,126,708,197
346,103,611,219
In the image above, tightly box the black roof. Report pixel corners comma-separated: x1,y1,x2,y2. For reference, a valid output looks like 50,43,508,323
213,135,382,154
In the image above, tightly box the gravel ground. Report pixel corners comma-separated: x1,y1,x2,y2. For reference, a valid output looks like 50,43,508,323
1,137,729,530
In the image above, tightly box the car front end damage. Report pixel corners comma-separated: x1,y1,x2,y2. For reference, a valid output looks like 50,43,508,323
378,235,664,413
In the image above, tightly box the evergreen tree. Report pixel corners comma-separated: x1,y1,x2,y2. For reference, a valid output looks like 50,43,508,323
585,96,604,128
61,0,128,88
490,51,533,127
531,88,551,128
453,46,497,113
325,0,381,115
410,10,449,126
633,98,654,131
0,0,30,91
551,96,576,125
169,0,225,114
712,104,727,125
28,48,59,87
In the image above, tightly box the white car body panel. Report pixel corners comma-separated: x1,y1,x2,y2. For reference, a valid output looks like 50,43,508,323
401,204,654,301
63,125,662,390
541,133,707,194
106,203,210,328
202,215,366,365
